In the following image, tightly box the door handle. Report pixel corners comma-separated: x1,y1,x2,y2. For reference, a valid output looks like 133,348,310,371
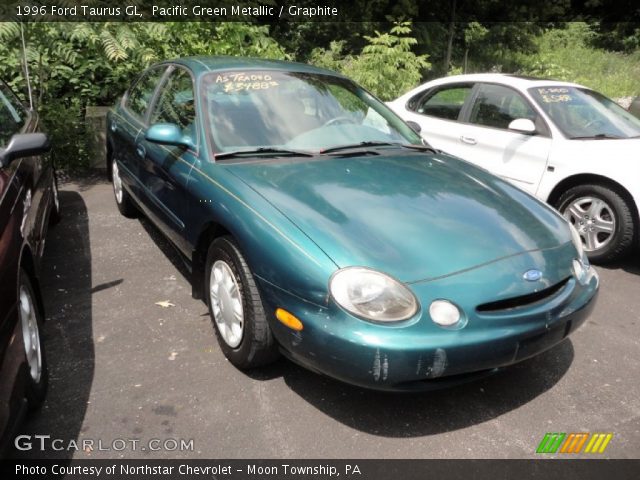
136,144,146,158
460,136,477,145
110,122,117,132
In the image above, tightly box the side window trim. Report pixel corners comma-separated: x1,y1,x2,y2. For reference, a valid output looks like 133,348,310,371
146,64,200,155
458,83,481,122
406,87,431,112
463,82,552,137
409,82,476,123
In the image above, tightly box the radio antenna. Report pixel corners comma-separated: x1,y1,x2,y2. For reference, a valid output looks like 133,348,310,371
20,22,34,111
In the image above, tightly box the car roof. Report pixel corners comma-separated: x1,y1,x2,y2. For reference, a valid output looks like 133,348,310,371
162,56,345,79
426,73,586,90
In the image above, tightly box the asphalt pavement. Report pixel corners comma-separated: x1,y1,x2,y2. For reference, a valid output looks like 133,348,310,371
9,179,640,459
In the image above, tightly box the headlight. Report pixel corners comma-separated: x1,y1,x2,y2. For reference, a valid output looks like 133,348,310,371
568,222,590,267
329,267,418,322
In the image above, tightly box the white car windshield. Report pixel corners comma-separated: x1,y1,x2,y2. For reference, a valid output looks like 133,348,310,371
201,70,422,154
529,86,640,139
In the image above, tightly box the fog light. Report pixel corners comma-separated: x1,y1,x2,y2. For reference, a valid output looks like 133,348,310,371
276,308,304,331
429,300,461,326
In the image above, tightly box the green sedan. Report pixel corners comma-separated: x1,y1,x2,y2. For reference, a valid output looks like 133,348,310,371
106,57,598,391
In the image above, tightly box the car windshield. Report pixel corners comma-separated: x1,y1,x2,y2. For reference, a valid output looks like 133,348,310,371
529,86,640,139
201,70,422,155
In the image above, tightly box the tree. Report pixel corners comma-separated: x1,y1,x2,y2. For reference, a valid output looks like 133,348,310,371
463,22,488,72
310,22,431,101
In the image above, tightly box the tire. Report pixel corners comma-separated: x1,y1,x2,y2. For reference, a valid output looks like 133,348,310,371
49,170,61,226
557,184,636,263
111,158,137,218
205,236,279,369
18,269,48,410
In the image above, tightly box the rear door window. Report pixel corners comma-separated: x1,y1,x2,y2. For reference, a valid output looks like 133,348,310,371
410,84,474,121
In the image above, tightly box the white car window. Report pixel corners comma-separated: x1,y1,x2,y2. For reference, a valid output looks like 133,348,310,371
411,84,473,121
469,84,536,130
529,86,640,139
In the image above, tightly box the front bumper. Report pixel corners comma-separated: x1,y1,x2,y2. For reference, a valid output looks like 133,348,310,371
259,246,599,392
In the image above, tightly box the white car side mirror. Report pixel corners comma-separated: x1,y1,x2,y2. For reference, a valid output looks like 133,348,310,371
508,118,537,134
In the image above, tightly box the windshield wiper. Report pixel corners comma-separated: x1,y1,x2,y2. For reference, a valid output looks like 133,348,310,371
569,133,623,140
215,147,315,160
321,141,436,154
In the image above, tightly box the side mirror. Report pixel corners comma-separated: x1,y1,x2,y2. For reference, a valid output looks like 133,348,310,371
508,118,537,135
406,120,422,134
0,133,51,168
145,123,195,150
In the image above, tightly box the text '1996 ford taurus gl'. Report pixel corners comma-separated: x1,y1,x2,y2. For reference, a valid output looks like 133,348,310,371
106,57,598,391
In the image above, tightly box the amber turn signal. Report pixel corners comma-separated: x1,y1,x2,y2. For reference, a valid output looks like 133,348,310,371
276,308,304,331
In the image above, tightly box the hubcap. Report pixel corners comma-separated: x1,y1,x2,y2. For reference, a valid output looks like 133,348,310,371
563,196,616,252
209,260,244,348
52,177,59,213
112,160,123,204
19,285,42,383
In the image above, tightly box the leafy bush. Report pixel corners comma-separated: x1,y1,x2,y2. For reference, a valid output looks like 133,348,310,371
39,101,96,172
0,22,287,172
517,23,640,98
310,22,431,101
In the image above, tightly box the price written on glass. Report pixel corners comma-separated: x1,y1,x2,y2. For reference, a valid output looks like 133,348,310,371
216,73,280,92
538,87,573,103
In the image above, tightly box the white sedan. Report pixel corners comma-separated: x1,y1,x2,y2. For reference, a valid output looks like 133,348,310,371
388,73,640,263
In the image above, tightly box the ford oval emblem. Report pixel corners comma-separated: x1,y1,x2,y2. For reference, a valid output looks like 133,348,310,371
523,269,543,282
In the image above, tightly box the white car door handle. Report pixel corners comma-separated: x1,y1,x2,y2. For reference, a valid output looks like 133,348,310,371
460,136,477,145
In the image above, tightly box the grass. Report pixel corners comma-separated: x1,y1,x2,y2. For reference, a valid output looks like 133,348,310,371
517,23,640,99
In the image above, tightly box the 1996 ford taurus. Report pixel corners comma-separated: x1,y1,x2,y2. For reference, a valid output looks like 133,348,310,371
106,57,598,391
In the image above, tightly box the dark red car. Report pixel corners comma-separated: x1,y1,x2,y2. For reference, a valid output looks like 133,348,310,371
0,80,59,454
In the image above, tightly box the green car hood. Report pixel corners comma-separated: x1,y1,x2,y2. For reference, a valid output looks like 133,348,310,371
225,152,571,282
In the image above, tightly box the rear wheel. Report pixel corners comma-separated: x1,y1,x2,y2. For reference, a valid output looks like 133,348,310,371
557,184,636,263
111,158,137,218
205,236,279,369
18,269,48,410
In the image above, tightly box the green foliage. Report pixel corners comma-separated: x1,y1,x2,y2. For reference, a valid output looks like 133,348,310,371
308,40,347,72
517,23,640,98
310,22,431,101
39,101,96,172
0,17,638,172
0,22,287,172
464,22,489,47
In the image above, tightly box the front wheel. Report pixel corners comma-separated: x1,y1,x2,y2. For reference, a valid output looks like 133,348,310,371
558,184,636,263
18,269,48,410
49,171,61,225
205,236,279,369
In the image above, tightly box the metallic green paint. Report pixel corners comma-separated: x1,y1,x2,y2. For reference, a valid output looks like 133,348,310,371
225,151,572,282
107,56,599,391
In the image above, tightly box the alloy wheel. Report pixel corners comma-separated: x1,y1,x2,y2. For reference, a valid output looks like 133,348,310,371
19,285,42,383
112,160,123,204
52,176,60,213
563,196,616,251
